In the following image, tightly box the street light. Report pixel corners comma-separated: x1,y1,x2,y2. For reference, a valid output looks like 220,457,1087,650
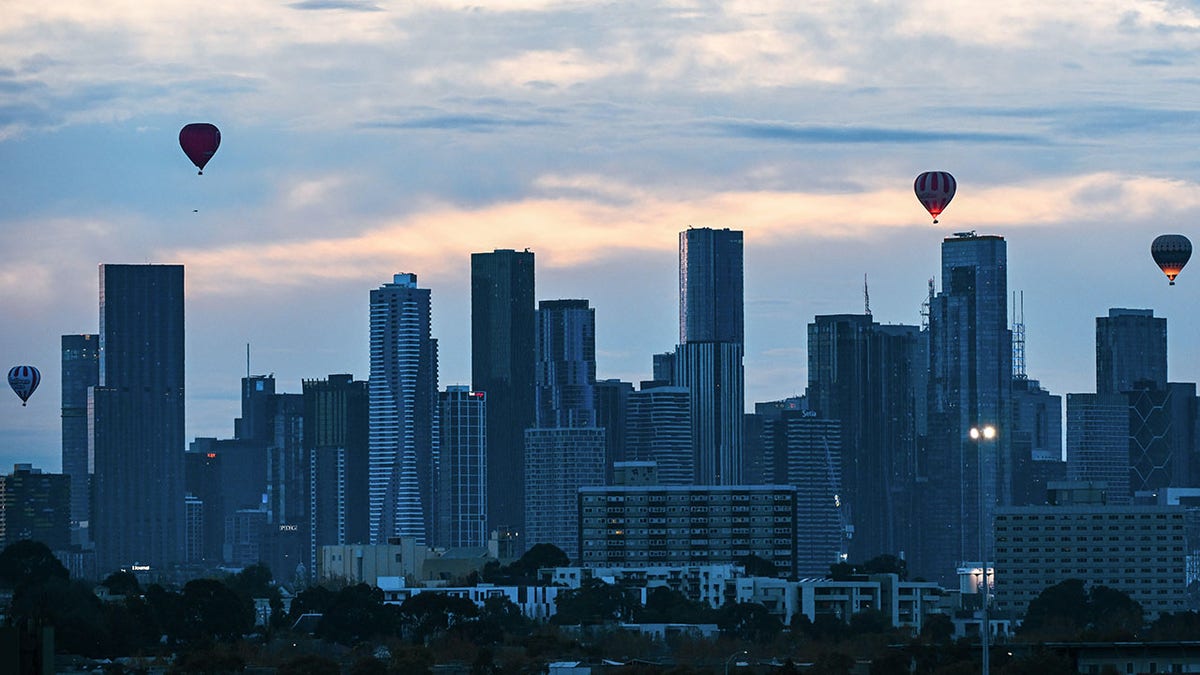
725,650,749,675
969,424,997,675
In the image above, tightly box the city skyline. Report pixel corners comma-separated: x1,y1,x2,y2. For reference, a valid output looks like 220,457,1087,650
8,3,1200,473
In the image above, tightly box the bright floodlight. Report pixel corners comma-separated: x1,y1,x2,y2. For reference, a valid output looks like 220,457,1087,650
969,425,998,441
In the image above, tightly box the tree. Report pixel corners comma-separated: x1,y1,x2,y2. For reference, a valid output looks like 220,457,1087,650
486,543,571,585
737,554,779,578
716,601,782,644
101,570,142,597
1147,611,1200,640
0,540,69,588
637,586,716,624
1019,579,1090,639
552,579,638,626
1089,585,1143,639
397,592,479,644
919,614,954,645
317,583,398,646
861,554,907,580
1020,579,1144,640
277,655,340,675
180,578,254,642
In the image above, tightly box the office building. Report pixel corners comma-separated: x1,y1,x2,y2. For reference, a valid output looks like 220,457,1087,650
524,427,606,560
921,233,1012,583
439,386,487,548
1066,393,1133,503
760,412,847,576
993,496,1187,619
594,379,633,479
679,227,743,344
534,300,597,428
369,273,439,546
61,334,98,533
578,484,797,576
186,437,268,564
91,264,185,572
1097,308,1167,395
806,315,923,563
627,385,692,485
1011,377,1064,505
677,228,744,485
0,464,70,551
303,374,370,554
524,299,604,559
471,249,536,540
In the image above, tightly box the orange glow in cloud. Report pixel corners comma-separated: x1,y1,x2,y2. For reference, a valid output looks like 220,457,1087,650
160,171,1200,296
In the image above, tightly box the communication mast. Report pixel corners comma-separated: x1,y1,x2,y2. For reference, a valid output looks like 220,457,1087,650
920,277,935,329
864,274,872,316
1012,291,1026,380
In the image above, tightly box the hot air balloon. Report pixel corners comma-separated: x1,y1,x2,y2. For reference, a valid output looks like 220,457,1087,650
915,171,956,224
8,365,40,406
1152,234,1192,285
179,123,221,175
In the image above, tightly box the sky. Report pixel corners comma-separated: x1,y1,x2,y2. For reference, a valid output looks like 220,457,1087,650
4,1,1200,471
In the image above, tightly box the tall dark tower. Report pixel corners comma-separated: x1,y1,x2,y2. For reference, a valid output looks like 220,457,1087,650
807,316,922,563
922,233,1012,583
676,228,744,485
91,264,185,573
303,374,369,552
471,249,535,541
61,334,98,534
1096,308,1167,395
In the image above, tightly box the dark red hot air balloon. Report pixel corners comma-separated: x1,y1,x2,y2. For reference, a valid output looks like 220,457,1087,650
179,123,221,175
914,171,956,224
1152,234,1192,285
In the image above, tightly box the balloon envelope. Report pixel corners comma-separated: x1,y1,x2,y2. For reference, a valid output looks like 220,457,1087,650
179,123,221,174
914,171,956,223
8,365,40,406
1152,234,1192,285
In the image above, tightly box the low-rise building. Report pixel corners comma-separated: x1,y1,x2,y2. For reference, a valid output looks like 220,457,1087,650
993,501,1188,619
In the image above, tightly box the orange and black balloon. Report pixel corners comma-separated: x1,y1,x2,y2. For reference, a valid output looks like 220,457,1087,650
1152,234,1192,285
914,171,956,224
179,123,221,175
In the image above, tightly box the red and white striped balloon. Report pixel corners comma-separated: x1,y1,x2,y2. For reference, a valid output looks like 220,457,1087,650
8,365,41,406
914,171,957,224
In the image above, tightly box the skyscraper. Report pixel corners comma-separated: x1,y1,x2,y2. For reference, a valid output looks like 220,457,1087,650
438,386,487,548
1097,308,1167,395
524,299,605,558
534,300,597,428
627,385,692,485
679,227,744,344
0,464,71,551
303,374,370,553
61,334,98,533
677,228,744,485
922,233,1012,583
369,273,439,545
1067,393,1133,503
91,264,185,572
471,249,535,540
806,316,923,562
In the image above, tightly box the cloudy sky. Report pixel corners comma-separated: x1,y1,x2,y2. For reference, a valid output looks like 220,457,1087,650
3,1,1200,470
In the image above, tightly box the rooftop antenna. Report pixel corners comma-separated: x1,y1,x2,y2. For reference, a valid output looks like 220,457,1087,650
920,277,935,330
246,343,251,379
864,274,872,316
1012,291,1026,379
